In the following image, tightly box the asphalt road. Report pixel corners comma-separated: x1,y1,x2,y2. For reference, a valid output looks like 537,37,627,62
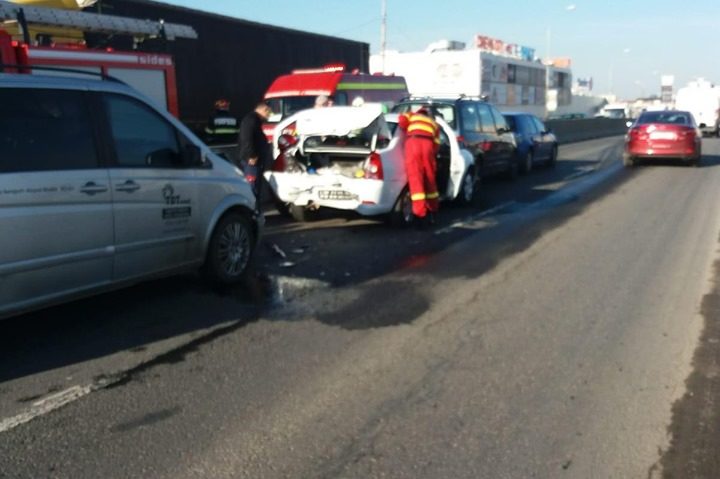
2,136,720,478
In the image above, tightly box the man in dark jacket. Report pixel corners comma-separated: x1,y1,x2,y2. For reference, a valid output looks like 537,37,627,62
239,101,273,198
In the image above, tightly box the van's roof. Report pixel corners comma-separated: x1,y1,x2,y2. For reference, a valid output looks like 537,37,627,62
0,72,137,96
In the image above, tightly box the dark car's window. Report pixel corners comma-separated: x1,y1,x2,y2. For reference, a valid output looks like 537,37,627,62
637,111,691,125
504,115,518,132
460,103,481,135
522,116,538,134
476,103,496,134
532,117,547,134
0,88,99,173
490,106,509,132
104,94,183,168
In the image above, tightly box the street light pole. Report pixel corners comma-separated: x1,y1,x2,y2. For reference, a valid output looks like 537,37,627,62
380,0,387,73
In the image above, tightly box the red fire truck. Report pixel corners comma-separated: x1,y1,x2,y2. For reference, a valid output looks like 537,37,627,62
0,0,196,117
262,64,408,140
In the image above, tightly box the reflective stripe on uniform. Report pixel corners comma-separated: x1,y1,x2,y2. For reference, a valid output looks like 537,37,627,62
407,123,436,136
411,192,426,201
426,191,439,199
207,128,240,134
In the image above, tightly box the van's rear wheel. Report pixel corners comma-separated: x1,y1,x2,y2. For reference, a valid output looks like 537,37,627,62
204,212,254,285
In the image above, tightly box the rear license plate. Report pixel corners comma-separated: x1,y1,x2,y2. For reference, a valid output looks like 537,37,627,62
318,190,357,200
649,131,676,140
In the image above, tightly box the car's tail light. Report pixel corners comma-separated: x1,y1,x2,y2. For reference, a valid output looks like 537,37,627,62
272,152,286,172
628,127,648,141
281,121,297,137
678,127,696,141
277,133,298,152
364,152,384,180
456,135,466,147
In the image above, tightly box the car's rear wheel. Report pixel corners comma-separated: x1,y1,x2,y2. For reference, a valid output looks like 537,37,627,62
504,156,519,180
388,187,414,227
204,212,254,285
455,166,479,206
519,151,533,175
289,204,315,222
273,197,291,218
547,145,558,168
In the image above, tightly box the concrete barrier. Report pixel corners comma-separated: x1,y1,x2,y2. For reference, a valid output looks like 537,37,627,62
545,118,628,144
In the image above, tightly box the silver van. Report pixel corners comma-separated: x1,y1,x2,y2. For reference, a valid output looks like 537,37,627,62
0,73,261,319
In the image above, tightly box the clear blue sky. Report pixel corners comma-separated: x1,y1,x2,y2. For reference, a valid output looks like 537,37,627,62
163,0,720,100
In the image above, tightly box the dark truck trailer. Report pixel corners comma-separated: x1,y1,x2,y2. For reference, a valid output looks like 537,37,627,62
86,0,369,132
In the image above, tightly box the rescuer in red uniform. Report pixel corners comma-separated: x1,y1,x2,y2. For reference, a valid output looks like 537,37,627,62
398,107,441,225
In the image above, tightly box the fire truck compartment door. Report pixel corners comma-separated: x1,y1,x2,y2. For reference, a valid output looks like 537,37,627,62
106,68,168,112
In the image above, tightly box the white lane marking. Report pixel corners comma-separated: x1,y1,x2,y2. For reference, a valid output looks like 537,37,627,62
0,383,102,433
435,201,517,235
562,166,598,182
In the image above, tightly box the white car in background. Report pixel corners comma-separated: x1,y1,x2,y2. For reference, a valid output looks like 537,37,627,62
265,105,477,225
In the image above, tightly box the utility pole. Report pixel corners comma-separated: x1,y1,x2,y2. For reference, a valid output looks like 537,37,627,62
380,0,387,73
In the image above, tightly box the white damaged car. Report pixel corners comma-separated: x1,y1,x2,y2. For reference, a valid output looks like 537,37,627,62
265,105,478,225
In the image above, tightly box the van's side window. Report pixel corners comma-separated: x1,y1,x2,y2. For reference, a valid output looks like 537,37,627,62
103,94,182,168
0,88,98,173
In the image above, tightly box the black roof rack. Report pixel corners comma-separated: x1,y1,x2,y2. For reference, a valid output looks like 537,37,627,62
0,63,127,85
398,94,490,103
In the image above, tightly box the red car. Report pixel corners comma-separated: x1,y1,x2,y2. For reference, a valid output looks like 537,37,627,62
624,110,702,167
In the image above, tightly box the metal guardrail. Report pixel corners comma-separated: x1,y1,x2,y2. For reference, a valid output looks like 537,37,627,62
545,118,628,144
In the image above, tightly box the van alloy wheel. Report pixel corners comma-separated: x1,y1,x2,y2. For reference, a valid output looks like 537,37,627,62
218,222,251,277
205,213,254,284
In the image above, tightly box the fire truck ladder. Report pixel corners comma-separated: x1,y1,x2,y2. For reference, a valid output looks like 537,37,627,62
0,0,198,42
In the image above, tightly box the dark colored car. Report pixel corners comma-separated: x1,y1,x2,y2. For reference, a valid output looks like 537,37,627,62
392,97,518,186
503,112,558,174
624,110,701,167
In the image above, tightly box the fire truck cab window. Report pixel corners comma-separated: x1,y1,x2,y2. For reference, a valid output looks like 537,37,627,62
0,88,98,173
103,94,182,168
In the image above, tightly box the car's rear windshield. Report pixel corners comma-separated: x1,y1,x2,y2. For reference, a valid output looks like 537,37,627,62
637,111,691,125
267,96,340,123
392,102,456,129
503,115,518,131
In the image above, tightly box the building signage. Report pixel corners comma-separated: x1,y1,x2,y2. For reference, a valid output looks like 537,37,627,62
474,35,535,62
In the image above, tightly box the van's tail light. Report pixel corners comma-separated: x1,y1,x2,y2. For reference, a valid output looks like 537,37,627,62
364,152,384,180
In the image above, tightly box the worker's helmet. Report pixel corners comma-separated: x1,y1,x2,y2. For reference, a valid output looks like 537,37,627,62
416,106,430,116
214,99,230,111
